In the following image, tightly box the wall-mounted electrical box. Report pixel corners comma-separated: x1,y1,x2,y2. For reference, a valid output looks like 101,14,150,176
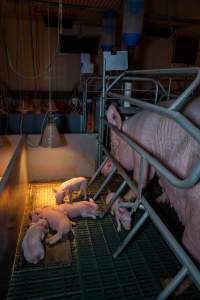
103,51,128,71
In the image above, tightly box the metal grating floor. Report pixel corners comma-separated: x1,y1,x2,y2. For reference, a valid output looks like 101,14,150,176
7,177,200,300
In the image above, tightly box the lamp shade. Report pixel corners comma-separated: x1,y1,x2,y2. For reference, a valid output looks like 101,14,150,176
40,114,66,148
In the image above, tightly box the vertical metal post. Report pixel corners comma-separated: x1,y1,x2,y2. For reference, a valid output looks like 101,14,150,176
98,57,106,165
82,78,87,133
130,156,144,214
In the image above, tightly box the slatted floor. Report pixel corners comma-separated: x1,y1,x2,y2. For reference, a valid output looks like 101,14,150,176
7,176,200,300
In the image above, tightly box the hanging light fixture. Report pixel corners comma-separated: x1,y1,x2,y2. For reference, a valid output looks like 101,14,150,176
40,4,65,148
40,110,66,148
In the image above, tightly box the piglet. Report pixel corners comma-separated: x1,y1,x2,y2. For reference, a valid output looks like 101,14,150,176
106,193,131,232
22,219,49,264
32,206,73,245
53,177,88,204
56,198,100,219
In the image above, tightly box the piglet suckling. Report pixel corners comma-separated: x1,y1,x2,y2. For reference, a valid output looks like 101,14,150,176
106,193,131,232
53,177,88,204
22,219,49,264
32,206,73,245
56,198,100,219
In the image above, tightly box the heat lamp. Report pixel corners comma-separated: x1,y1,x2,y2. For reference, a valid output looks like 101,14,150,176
40,7,65,149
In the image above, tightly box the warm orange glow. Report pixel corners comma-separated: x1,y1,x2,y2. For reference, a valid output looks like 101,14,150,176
30,182,80,209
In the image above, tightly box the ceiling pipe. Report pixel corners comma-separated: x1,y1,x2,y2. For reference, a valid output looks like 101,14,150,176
10,0,120,13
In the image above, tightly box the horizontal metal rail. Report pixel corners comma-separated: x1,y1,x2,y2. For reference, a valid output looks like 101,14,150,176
101,145,200,291
106,67,200,111
104,118,200,189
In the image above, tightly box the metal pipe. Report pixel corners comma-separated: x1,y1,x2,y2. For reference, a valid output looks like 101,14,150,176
101,180,127,218
93,165,116,201
142,196,200,288
88,157,108,186
113,211,149,258
104,118,200,189
101,145,200,289
107,91,200,145
130,156,145,214
98,58,106,165
107,76,160,103
101,144,138,195
106,68,200,108
156,266,188,300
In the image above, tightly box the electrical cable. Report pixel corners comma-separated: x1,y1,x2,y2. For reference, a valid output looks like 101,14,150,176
0,0,62,80
28,2,53,147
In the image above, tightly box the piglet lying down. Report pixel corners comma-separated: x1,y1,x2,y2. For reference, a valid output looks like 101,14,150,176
22,219,49,264
53,177,88,204
106,193,131,232
56,198,100,219
32,207,73,245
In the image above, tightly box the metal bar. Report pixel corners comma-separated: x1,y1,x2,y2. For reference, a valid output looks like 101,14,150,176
101,144,138,196
156,266,188,300
101,146,200,289
107,76,161,103
88,157,108,186
169,70,200,110
113,211,149,258
101,180,127,218
106,68,200,110
82,82,87,133
130,157,145,214
98,58,106,165
141,196,200,288
93,165,116,201
104,118,200,189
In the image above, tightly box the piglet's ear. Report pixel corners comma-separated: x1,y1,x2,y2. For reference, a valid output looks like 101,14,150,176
106,104,122,130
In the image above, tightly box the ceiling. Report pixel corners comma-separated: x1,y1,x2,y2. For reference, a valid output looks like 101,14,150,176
5,0,122,26
4,0,200,33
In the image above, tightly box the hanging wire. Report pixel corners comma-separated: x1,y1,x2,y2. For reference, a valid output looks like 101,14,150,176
27,3,52,147
59,0,63,34
0,1,10,96
0,0,62,80
48,4,52,113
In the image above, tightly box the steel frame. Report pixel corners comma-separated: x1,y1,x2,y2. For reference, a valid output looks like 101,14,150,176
90,67,200,299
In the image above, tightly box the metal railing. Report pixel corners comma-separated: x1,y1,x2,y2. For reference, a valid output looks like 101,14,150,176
91,67,200,300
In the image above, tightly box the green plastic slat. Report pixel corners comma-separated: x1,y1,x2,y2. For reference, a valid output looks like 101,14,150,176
7,177,200,300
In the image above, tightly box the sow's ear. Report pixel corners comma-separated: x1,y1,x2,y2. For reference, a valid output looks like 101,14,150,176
106,104,122,129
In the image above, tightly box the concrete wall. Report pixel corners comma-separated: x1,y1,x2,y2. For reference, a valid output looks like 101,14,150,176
0,3,101,91
1,0,200,93
27,133,97,182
